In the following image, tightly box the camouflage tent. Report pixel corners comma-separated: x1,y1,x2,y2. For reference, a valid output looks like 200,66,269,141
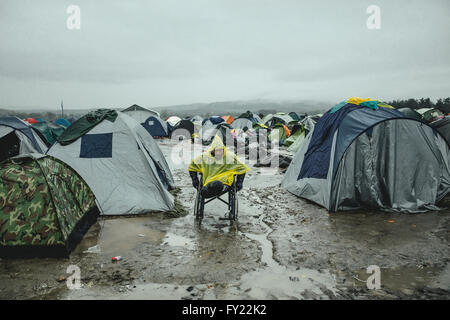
0,154,99,258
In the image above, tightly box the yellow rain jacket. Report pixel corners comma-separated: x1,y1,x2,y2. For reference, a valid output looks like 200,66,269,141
188,135,249,187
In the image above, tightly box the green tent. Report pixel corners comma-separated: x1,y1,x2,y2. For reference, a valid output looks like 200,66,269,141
287,130,306,153
284,127,305,147
31,122,65,146
0,154,99,258
269,124,288,145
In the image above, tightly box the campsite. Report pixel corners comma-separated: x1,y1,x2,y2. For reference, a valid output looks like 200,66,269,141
1,99,449,300
1,1,450,304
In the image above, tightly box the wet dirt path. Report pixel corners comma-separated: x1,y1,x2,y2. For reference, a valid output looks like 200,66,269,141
0,139,449,299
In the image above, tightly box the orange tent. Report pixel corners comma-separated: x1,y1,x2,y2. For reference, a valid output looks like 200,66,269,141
282,125,291,137
222,115,234,125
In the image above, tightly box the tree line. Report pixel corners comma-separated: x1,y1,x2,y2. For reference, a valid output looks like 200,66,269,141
388,98,450,113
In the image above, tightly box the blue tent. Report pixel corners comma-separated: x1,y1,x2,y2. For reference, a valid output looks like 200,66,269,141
142,116,169,137
202,116,224,126
282,98,450,213
55,118,71,128
0,117,44,153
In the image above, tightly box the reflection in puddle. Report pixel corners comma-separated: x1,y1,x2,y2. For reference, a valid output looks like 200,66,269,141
74,217,166,256
161,232,195,250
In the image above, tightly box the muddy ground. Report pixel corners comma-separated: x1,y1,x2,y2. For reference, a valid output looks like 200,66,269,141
1,139,449,300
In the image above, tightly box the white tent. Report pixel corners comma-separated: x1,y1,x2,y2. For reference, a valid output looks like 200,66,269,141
47,111,175,215
166,116,182,127
122,104,160,123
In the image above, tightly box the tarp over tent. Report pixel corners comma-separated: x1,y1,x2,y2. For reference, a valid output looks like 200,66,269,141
282,98,450,213
47,110,175,215
0,117,48,162
0,154,99,258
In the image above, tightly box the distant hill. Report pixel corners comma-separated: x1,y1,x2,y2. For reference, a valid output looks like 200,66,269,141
153,99,331,118
0,99,331,121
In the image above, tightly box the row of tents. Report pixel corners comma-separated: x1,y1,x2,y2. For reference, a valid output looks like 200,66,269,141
0,109,175,258
2,99,450,258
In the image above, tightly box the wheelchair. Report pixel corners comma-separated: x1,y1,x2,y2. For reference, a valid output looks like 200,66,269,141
193,174,239,226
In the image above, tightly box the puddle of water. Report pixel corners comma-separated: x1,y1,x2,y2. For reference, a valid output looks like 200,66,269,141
162,232,195,250
240,212,338,299
354,264,450,291
74,217,166,256
64,283,193,300
239,268,337,299
246,172,283,189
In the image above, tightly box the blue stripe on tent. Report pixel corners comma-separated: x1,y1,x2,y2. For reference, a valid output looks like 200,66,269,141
80,133,113,158
298,104,360,180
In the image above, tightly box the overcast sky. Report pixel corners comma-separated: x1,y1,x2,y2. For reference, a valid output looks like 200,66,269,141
1,0,449,110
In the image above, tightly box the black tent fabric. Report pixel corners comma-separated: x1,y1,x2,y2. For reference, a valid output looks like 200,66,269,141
172,119,195,137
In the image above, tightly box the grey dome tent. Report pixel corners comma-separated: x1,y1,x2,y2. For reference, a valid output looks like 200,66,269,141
430,116,450,146
282,99,450,213
0,117,48,162
47,109,175,215
397,107,422,120
231,118,254,130
122,104,161,121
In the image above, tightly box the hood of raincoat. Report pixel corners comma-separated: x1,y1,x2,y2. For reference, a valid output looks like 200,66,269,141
188,135,249,186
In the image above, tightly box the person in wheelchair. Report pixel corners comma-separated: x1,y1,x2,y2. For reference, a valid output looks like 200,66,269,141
188,135,249,219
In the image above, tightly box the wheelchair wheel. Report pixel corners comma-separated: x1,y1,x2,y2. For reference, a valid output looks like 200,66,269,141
194,190,203,225
229,184,238,221
193,190,200,216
